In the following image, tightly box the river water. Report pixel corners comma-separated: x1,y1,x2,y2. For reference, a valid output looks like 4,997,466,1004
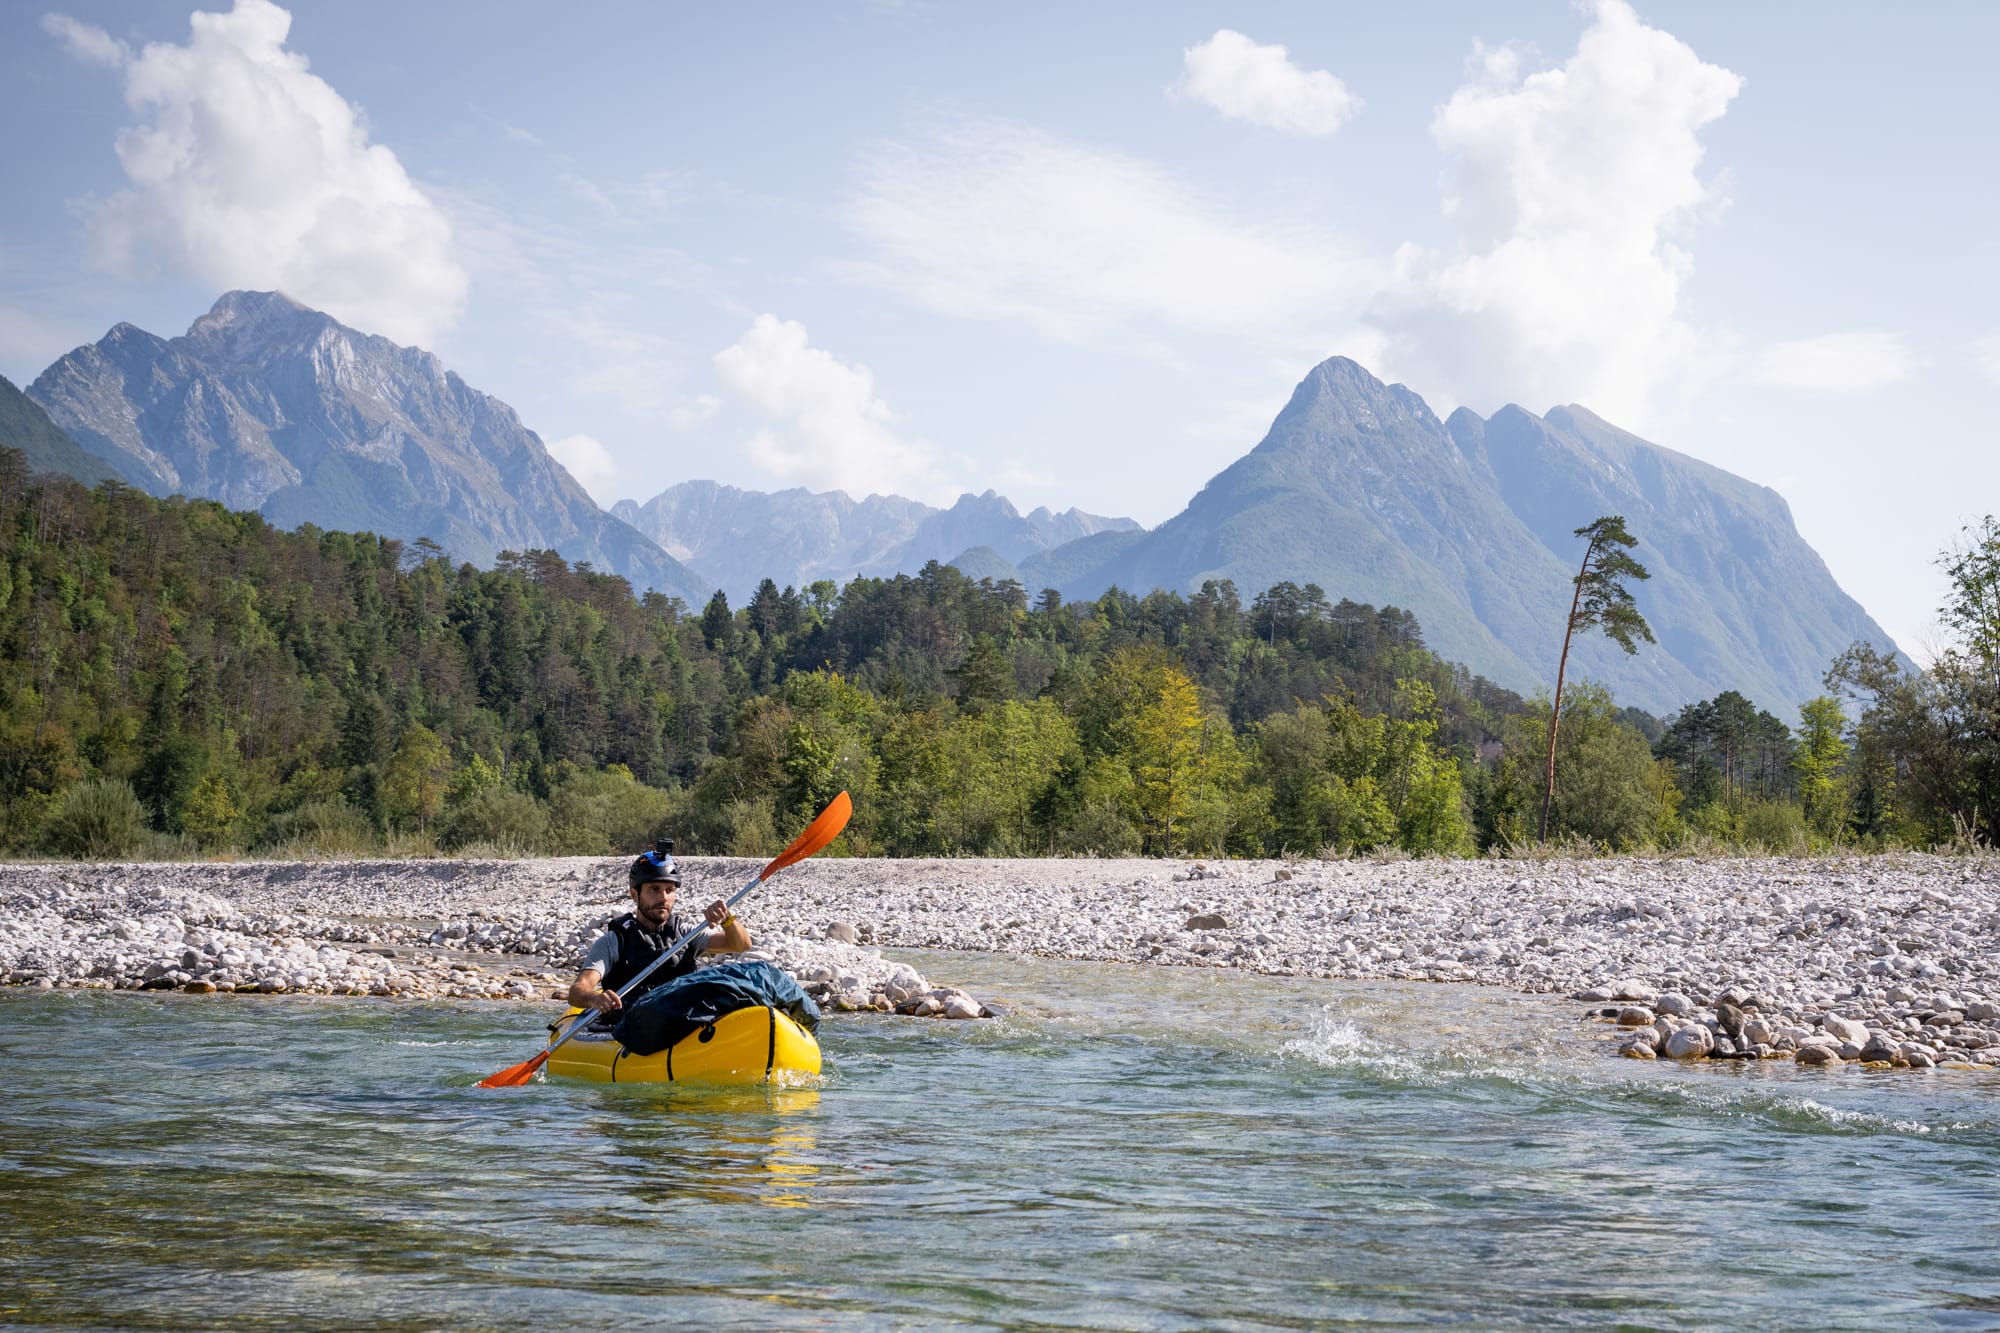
4,952,1998,1331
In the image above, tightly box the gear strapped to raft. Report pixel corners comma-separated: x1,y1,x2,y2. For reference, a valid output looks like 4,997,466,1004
611,960,820,1057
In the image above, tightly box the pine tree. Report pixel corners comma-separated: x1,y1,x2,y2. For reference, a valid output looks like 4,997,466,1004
1542,516,1653,842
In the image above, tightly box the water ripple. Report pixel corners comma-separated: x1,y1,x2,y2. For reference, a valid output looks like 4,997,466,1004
5,956,2000,1331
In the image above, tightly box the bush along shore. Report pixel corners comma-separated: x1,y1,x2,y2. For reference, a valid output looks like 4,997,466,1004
3,853,1998,1068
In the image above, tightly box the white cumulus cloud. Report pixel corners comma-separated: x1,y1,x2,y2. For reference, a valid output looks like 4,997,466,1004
42,12,129,66
1176,29,1360,136
48,0,467,348
546,433,618,499
1366,0,1741,425
714,315,953,503
845,119,1363,343
1750,332,1914,391
847,5,1745,435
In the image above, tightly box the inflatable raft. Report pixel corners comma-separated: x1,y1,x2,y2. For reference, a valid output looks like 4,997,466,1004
547,1003,822,1084
546,960,823,1085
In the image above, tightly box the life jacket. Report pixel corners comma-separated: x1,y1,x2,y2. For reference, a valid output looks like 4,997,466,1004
599,911,705,998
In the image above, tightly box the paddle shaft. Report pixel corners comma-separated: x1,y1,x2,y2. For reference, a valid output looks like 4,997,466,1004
538,875,766,1066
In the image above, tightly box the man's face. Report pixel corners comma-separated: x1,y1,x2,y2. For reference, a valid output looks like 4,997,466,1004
632,880,677,929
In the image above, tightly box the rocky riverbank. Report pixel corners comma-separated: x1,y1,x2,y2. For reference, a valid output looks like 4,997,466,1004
0,856,991,1020
4,853,1997,1066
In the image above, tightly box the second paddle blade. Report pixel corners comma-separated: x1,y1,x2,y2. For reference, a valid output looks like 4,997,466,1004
476,1052,548,1088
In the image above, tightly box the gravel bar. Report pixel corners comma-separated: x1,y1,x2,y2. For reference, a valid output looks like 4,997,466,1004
5,853,1997,1065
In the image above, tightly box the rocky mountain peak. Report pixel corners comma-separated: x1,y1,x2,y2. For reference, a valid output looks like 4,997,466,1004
93,321,174,366
1544,403,1606,433
1265,355,1449,450
948,489,1021,518
184,290,330,363
25,292,705,604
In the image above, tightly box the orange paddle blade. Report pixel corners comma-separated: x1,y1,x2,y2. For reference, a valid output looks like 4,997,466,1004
476,1051,548,1088
761,791,851,879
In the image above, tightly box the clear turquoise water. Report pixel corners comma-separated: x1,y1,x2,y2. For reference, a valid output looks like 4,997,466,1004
4,952,1998,1331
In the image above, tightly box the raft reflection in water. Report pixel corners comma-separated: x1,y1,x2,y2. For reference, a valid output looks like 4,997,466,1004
584,1083,824,1210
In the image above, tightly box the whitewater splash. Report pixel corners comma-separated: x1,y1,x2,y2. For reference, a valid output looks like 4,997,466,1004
1278,1007,1435,1083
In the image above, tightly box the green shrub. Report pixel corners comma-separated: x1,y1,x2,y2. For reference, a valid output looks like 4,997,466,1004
437,786,549,853
255,799,375,856
1741,799,1810,854
714,797,779,857
4,791,62,855
138,829,201,860
379,830,440,858
544,769,673,855
42,778,150,859
1683,801,1738,843
1057,796,1140,856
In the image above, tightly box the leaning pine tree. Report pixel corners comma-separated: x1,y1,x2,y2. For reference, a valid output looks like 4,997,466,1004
1541,515,1655,842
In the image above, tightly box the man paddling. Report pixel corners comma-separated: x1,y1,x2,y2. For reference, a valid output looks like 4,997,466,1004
566,842,752,1015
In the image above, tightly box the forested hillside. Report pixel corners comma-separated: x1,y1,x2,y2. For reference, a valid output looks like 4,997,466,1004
3,451,1987,860
0,374,113,488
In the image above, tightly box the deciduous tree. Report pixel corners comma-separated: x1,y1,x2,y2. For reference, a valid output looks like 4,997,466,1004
1792,696,1850,838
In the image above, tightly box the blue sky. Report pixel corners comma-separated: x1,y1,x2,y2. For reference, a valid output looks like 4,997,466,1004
3,1,1995,666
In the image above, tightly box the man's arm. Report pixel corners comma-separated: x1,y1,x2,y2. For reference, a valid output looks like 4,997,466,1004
567,932,622,1010
567,967,622,1012
699,898,752,953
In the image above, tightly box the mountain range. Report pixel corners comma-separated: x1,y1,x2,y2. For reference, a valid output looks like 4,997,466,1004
613,482,1139,605
6,291,1899,717
24,292,705,605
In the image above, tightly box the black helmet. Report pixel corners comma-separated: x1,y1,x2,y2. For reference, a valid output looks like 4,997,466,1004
629,839,680,890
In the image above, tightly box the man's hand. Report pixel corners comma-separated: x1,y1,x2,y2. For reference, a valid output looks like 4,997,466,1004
703,898,750,953
567,970,621,1013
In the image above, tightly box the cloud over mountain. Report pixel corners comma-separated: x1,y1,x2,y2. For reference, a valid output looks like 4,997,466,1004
845,2,1744,444
1371,0,1743,429
46,0,467,349
715,315,954,503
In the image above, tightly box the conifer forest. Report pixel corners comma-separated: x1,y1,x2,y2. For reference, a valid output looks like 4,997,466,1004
2,450,1994,860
